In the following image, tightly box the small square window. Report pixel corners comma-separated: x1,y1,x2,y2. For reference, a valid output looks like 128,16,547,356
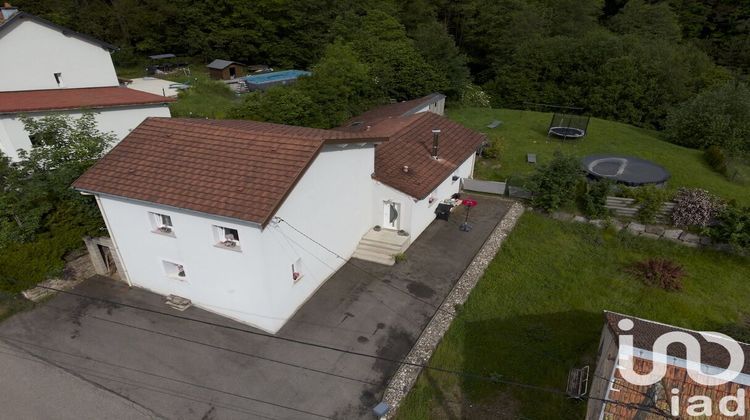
150,212,174,235
163,261,186,280
214,225,240,250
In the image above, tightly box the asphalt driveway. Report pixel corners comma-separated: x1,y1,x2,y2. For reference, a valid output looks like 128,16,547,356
0,194,511,419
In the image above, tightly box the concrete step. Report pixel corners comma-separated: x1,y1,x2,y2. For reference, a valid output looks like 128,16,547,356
357,239,405,253
356,243,404,256
352,249,395,266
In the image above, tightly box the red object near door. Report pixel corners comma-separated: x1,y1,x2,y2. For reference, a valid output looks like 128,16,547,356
463,199,478,208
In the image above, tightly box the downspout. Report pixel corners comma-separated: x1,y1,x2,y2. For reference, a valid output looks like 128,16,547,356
90,194,133,287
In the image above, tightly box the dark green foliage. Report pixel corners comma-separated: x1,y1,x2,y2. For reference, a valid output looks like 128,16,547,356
230,88,317,127
578,179,611,218
529,152,583,212
704,145,728,175
627,258,685,291
665,81,750,155
410,21,470,97
230,41,380,128
609,0,682,42
710,204,750,251
338,10,445,101
0,114,110,291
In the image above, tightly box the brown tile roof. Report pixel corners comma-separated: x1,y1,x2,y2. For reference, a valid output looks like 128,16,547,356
340,93,445,131
370,112,485,199
73,118,384,226
0,86,174,114
601,312,750,419
605,311,750,375
603,357,750,419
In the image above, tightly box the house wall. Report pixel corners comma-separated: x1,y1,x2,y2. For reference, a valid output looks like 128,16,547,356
407,153,475,237
95,195,273,329
585,325,619,420
258,143,376,332
372,152,475,242
94,143,376,333
0,105,171,161
0,19,118,91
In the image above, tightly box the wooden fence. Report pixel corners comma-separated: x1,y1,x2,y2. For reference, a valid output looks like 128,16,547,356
605,196,675,224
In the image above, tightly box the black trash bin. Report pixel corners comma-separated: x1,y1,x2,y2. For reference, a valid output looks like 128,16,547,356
435,203,452,221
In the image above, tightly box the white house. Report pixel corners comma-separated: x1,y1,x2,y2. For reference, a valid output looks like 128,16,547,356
73,99,484,333
0,6,173,161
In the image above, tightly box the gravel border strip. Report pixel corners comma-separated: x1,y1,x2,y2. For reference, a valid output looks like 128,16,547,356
380,201,525,418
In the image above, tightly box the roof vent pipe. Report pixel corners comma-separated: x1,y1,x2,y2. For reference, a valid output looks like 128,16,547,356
431,129,441,159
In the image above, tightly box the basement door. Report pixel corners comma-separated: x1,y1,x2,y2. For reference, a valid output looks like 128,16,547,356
383,201,400,230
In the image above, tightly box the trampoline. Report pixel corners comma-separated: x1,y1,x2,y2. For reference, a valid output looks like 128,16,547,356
549,126,585,138
547,112,590,140
581,155,670,186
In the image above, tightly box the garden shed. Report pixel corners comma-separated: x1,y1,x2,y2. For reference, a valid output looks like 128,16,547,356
207,59,246,80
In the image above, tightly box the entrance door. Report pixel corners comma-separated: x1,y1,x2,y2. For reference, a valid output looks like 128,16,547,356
383,201,400,230
229,66,236,78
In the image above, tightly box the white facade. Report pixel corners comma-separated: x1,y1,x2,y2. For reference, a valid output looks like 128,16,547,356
0,18,118,91
95,144,376,333
373,153,476,242
0,105,171,161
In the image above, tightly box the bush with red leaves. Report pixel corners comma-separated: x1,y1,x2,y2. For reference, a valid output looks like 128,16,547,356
627,259,685,291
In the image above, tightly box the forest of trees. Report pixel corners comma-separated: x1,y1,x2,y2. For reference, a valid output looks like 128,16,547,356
13,0,750,132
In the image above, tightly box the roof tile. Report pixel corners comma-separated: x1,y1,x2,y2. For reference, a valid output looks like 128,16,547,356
0,86,174,114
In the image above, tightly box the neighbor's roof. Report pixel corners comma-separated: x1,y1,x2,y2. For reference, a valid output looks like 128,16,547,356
0,86,174,114
73,118,387,226
344,110,485,199
340,93,446,130
605,311,750,375
207,59,244,70
603,357,750,419
601,311,750,419
0,11,116,50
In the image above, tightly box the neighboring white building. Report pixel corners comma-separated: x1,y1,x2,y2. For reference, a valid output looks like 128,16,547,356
0,6,173,161
74,98,484,333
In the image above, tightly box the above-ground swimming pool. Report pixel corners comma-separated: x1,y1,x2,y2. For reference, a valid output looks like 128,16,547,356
244,70,311,90
581,154,670,186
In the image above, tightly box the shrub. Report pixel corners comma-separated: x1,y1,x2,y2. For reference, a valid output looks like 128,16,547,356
664,81,750,155
704,145,728,175
627,258,685,291
481,138,502,159
624,186,672,224
529,151,583,212
671,188,725,228
394,253,407,263
709,204,750,250
458,84,492,108
577,179,611,218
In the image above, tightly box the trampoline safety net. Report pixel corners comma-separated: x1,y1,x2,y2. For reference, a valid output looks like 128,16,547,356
548,113,590,139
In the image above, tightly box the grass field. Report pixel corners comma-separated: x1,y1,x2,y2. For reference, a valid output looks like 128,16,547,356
396,212,750,419
449,108,750,205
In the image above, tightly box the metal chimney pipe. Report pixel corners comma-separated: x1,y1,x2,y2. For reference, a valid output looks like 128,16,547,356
431,129,441,159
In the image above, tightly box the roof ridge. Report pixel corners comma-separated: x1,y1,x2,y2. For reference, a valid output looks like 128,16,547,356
162,118,387,144
605,310,750,347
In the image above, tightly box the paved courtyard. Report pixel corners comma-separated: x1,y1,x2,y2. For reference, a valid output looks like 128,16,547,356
0,195,512,419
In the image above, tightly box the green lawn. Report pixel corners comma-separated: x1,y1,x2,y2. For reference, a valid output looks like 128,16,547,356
449,108,750,205
397,212,750,419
